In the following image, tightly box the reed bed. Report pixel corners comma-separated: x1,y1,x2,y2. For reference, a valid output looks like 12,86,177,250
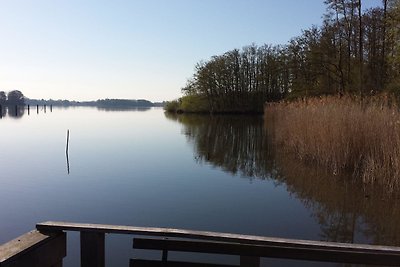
265,95,400,192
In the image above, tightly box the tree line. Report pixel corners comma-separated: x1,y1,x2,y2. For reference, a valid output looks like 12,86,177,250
25,98,164,107
166,0,400,113
0,90,25,106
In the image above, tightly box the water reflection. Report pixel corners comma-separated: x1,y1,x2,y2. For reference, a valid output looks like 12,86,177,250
276,155,400,245
0,106,47,119
96,107,151,112
0,106,152,119
165,113,274,180
166,112,400,246
0,106,25,119
0,106,5,118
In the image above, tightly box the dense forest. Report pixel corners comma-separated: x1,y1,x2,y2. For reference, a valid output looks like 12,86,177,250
0,90,25,105
166,0,400,113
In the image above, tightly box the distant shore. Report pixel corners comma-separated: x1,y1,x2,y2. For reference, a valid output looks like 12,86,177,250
25,98,166,108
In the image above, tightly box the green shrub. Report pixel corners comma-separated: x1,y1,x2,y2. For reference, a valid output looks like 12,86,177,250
164,99,180,112
179,95,209,113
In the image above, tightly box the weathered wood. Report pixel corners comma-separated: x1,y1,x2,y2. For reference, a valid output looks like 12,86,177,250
130,259,238,267
133,238,260,255
80,231,105,267
133,237,400,265
37,221,400,253
161,249,168,262
36,221,400,266
0,230,66,267
134,238,261,266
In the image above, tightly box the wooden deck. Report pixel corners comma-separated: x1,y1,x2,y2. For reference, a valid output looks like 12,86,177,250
1,221,400,266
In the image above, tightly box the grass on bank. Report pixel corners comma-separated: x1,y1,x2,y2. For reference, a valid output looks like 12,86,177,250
265,94,400,192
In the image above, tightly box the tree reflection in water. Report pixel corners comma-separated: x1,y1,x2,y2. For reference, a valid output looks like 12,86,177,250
166,112,400,246
0,106,25,119
7,106,25,119
165,113,276,180
0,106,5,118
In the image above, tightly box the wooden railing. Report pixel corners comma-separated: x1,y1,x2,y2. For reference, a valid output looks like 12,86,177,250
0,230,66,267
1,221,400,266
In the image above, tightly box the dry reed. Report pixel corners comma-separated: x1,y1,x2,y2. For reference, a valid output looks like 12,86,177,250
265,95,400,192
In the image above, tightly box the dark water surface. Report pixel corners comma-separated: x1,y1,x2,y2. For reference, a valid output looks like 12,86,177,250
0,107,399,266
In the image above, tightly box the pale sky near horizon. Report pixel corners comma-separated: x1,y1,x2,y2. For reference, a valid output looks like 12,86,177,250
0,0,382,102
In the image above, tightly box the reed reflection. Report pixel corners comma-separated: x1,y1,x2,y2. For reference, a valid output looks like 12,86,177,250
167,112,400,246
272,151,400,246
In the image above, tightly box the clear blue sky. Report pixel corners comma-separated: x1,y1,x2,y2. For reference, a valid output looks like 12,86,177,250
0,0,382,102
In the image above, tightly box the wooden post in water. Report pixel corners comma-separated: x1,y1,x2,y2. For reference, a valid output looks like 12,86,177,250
66,130,70,175
50,105,53,112
0,104,2,118
37,104,39,114
27,104,30,115
66,130,70,154
15,105,18,116
44,105,46,113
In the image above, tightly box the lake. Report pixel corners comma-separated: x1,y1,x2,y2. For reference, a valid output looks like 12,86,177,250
0,106,399,266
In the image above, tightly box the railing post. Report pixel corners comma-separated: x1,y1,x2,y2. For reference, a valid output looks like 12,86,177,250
80,232,105,267
240,256,260,267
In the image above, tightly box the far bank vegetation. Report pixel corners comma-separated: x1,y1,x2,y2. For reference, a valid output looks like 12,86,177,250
165,0,400,189
166,0,400,113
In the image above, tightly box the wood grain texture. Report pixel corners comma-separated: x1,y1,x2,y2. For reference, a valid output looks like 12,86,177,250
36,221,400,266
132,238,400,265
0,230,66,267
37,221,400,252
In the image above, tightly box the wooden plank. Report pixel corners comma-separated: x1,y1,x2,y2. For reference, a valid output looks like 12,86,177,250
132,238,400,265
133,238,259,255
80,232,105,267
1,231,49,262
130,259,238,267
0,230,66,267
36,221,400,254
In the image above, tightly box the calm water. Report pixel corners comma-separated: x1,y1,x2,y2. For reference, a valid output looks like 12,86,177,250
0,107,399,266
